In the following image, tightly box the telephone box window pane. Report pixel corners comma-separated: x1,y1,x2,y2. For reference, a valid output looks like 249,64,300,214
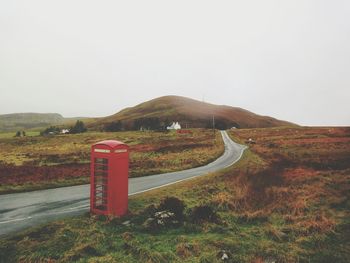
94,171,108,177
93,157,108,211
94,165,108,171
95,158,108,165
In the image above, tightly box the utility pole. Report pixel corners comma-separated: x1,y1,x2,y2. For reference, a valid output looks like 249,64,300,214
212,115,215,141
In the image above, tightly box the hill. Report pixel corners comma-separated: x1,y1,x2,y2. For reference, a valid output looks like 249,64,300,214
91,95,295,130
0,113,94,132
0,113,65,132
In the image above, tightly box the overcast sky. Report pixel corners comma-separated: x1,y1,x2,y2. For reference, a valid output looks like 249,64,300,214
0,0,349,126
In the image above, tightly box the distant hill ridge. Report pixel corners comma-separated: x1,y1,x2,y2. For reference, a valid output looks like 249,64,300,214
91,95,295,130
1,96,295,132
0,113,64,131
0,113,94,132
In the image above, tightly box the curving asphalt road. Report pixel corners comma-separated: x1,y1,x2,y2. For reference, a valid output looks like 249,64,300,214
0,131,246,236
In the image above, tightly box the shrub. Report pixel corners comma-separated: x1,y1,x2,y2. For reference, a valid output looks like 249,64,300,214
176,242,200,258
70,120,87,134
158,196,185,221
104,121,123,132
14,131,26,137
40,126,60,136
190,205,219,223
142,197,186,231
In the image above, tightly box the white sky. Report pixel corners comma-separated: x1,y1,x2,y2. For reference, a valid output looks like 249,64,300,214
0,0,349,126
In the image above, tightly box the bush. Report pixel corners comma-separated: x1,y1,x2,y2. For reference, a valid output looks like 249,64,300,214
142,197,186,231
158,196,185,221
190,205,219,224
40,126,60,136
70,120,87,134
104,121,123,132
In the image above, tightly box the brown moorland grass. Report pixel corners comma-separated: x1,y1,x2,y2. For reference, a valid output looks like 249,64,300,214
0,127,349,262
0,129,223,194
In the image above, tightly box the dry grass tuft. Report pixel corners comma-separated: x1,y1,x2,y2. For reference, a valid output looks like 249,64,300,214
296,213,335,235
176,242,200,259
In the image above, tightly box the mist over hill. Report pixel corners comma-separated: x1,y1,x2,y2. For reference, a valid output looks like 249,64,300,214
90,96,295,130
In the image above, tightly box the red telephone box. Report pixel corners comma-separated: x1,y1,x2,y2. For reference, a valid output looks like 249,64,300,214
90,140,129,216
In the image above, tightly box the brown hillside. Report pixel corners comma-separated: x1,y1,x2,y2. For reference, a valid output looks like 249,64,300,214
90,95,295,130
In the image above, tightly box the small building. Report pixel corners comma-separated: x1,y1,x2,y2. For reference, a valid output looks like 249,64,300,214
61,129,70,134
167,122,181,130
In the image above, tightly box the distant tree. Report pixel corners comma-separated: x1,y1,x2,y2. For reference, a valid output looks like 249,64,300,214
152,118,161,130
205,118,230,130
133,118,144,130
22,131,26,136
230,122,240,129
15,131,21,137
160,118,171,131
215,119,229,130
70,120,87,134
104,121,123,132
205,120,214,129
40,126,60,136
133,117,161,131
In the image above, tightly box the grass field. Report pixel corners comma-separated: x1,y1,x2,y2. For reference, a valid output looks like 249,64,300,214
0,131,40,139
0,127,349,262
0,129,223,194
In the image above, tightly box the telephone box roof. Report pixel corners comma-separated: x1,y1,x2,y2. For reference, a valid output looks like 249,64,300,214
93,140,128,149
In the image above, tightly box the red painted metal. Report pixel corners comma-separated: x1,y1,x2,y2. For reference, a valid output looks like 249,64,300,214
90,140,129,216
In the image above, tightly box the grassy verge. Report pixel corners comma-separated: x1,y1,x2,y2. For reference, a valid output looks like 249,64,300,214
0,129,224,194
0,127,349,262
0,131,40,139
0,177,89,195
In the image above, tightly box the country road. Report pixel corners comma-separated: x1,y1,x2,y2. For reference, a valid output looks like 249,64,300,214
0,131,246,236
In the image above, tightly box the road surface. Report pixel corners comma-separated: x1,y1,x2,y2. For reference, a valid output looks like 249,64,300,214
0,131,246,236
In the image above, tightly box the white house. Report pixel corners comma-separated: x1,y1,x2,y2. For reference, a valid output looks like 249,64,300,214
167,122,181,130
61,129,70,134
